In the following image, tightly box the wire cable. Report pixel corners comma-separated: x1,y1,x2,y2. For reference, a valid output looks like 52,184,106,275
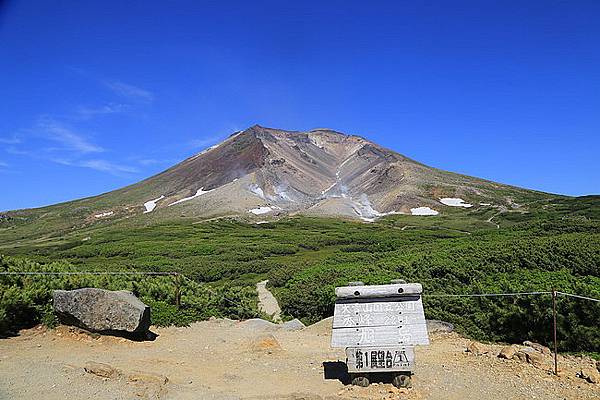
556,291,600,303
0,271,178,275
2,271,598,304
424,291,552,297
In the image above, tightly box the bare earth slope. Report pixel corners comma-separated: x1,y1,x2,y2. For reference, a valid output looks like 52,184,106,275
1,321,597,400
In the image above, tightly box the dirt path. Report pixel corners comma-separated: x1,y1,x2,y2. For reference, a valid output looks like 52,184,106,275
487,205,508,229
256,280,282,322
0,320,597,400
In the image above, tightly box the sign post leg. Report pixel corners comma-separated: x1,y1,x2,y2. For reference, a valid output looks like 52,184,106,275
552,289,558,376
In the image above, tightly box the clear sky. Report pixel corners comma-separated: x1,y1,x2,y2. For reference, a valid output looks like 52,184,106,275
1,1,599,211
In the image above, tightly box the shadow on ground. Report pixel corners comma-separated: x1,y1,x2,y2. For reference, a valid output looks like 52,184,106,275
323,361,350,384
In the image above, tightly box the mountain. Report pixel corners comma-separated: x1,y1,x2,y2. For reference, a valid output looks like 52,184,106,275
1,125,554,240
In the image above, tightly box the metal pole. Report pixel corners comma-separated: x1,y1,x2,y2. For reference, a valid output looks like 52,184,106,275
174,273,181,308
552,289,558,376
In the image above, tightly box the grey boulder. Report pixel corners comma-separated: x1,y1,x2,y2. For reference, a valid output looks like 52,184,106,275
280,318,306,331
426,319,454,334
53,288,150,334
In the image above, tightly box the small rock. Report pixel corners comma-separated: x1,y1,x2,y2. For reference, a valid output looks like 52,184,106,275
498,345,518,360
426,320,454,334
288,393,322,400
84,361,119,379
516,347,544,367
465,341,482,355
577,368,599,384
127,371,169,385
280,318,306,331
252,333,282,352
523,340,551,355
239,318,279,331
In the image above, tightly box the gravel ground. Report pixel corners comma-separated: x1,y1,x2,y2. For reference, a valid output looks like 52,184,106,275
0,319,598,400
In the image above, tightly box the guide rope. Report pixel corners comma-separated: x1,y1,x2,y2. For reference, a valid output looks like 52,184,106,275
424,291,553,298
556,291,600,303
424,291,599,302
0,271,178,275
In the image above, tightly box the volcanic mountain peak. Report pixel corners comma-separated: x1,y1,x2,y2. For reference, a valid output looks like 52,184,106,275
92,124,532,223
2,125,542,230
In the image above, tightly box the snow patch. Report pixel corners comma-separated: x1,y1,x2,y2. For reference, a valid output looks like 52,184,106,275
410,207,439,216
189,143,221,161
168,187,214,206
480,203,491,206
249,206,278,215
94,211,114,218
143,195,165,213
202,144,220,154
439,198,473,208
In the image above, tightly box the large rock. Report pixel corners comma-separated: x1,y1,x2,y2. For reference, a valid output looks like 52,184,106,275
53,288,150,334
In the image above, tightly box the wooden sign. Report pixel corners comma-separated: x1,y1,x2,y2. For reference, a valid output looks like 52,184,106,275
345,346,415,373
335,283,423,299
331,283,429,348
332,297,425,328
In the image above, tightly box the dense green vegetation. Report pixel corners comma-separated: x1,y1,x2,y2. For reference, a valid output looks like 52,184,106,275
1,196,598,354
0,256,261,336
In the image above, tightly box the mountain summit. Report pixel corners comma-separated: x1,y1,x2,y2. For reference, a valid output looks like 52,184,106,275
3,125,543,230
79,125,535,222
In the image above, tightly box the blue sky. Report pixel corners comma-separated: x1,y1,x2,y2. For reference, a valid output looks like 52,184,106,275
0,1,599,211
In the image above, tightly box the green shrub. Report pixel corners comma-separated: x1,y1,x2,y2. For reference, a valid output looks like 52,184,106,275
0,255,260,335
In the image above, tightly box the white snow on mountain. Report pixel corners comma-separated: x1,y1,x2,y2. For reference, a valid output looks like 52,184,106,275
168,188,214,206
439,198,473,208
410,206,439,216
143,195,165,213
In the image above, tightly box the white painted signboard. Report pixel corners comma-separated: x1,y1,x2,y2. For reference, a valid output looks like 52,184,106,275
331,283,429,348
345,346,415,373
